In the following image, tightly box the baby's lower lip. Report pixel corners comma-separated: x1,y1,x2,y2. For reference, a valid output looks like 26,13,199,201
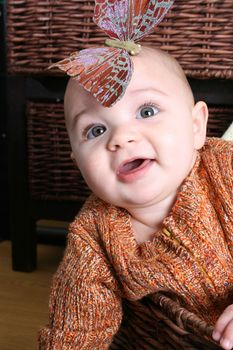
117,159,154,183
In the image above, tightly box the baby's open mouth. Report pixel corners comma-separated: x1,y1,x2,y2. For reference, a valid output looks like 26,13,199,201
118,158,153,174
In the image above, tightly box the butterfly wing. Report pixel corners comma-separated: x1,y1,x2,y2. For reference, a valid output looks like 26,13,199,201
93,0,129,40
131,0,174,41
93,0,174,41
50,47,132,107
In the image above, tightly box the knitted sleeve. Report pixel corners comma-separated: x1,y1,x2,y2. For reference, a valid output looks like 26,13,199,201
38,221,123,349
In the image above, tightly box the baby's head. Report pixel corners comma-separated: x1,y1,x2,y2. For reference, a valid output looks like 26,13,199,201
64,47,208,211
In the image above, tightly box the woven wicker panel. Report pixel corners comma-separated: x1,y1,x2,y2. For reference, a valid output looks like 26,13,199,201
27,101,91,201
110,293,221,350
208,106,233,137
7,0,233,78
27,101,232,201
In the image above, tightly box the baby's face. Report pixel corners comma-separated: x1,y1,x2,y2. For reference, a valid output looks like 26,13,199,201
65,49,208,211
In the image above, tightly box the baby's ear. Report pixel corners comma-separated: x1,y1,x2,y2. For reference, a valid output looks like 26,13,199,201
192,101,208,150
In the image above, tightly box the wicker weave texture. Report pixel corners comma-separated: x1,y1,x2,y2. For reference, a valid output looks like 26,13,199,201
27,100,232,201
26,101,91,201
110,293,222,350
7,0,233,78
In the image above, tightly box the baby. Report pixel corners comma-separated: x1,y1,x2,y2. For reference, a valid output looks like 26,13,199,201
38,47,233,349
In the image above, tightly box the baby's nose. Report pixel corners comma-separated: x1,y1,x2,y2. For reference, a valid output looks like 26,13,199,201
107,126,139,151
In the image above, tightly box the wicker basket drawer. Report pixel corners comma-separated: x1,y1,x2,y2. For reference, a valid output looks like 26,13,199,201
27,101,90,201
207,106,233,137
7,0,233,79
27,101,232,201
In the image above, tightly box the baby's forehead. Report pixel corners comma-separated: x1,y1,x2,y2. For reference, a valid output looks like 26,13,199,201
134,47,187,81
65,78,89,103
132,47,194,102
64,78,96,118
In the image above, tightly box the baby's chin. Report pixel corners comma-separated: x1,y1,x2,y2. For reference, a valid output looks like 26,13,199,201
97,192,166,211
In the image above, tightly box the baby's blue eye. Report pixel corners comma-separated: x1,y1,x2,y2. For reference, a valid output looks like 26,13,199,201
86,124,106,139
137,105,159,119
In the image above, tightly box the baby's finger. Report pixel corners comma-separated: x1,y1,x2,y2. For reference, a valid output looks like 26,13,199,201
213,305,233,349
219,319,233,350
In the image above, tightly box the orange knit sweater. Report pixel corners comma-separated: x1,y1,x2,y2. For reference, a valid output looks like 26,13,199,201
38,138,233,350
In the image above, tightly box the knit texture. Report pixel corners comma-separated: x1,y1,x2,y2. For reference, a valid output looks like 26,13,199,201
38,138,233,349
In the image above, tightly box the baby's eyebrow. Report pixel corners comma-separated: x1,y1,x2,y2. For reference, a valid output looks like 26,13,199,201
71,108,88,130
130,87,168,96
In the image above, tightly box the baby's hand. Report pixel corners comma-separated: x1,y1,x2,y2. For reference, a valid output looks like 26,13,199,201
213,305,233,349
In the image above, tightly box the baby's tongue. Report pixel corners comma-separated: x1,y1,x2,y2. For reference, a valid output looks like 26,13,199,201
121,159,144,173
